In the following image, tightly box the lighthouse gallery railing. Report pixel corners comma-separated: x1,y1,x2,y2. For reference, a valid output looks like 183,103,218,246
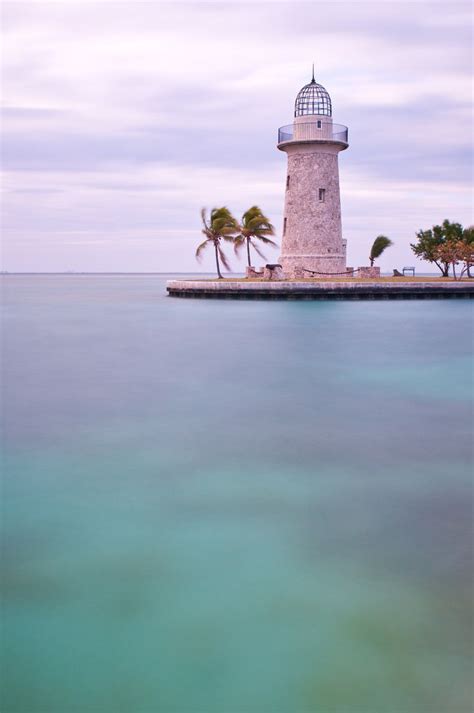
278,122,348,144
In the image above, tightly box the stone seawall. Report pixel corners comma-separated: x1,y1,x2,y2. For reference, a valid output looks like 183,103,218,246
167,280,474,300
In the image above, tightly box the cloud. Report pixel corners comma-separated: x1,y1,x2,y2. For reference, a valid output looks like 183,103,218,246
2,0,472,272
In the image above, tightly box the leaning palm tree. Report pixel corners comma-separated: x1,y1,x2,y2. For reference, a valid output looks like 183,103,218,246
234,206,277,267
369,235,393,266
196,207,239,279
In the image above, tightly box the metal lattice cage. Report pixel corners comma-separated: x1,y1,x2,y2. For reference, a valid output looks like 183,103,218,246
294,81,332,117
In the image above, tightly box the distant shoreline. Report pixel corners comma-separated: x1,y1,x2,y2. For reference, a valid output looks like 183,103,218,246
0,271,442,277
0,272,235,275
0,272,200,275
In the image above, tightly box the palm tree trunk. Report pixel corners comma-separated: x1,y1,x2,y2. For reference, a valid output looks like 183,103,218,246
214,243,222,278
246,238,252,267
369,257,374,266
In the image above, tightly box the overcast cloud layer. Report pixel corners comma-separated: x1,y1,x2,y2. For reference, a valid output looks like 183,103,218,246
2,1,473,272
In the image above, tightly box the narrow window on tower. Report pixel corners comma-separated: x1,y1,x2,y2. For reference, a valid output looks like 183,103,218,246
283,217,287,235
319,188,326,202
286,175,290,189
317,120,322,128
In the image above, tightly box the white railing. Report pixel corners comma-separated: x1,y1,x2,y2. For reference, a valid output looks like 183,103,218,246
278,122,348,145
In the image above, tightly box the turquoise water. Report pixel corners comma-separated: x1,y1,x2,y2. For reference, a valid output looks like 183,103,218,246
2,275,473,713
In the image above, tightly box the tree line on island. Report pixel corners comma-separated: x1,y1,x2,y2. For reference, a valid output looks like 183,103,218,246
411,219,473,279
196,208,473,279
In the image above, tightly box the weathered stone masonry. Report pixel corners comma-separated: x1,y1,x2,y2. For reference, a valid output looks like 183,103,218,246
277,74,349,277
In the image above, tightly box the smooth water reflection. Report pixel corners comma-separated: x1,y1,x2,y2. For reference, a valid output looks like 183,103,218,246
2,276,473,712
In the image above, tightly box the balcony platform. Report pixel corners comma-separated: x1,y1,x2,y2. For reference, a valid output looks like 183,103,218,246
167,279,474,300
277,121,349,149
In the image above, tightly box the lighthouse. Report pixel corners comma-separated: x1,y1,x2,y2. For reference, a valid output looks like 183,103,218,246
277,69,349,277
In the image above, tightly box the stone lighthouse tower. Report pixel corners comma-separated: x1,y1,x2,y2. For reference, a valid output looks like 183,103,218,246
278,69,349,277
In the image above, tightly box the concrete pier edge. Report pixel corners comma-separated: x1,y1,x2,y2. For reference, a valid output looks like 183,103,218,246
167,280,474,300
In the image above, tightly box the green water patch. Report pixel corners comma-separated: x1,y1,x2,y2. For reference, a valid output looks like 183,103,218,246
3,449,473,712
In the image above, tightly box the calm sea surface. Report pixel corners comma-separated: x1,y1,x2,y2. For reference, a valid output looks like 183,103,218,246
2,275,473,713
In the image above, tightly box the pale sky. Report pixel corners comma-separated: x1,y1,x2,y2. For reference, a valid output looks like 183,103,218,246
2,0,473,272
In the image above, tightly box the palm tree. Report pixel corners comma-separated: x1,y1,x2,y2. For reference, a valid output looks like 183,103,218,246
196,207,239,279
369,235,393,266
234,206,277,267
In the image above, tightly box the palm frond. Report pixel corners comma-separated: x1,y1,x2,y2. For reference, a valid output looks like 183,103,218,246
253,234,278,246
233,235,245,255
246,216,274,232
241,206,262,228
220,227,239,237
241,207,276,244
212,221,239,237
370,235,393,260
218,245,231,272
249,226,275,238
195,239,210,261
211,206,238,230
221,233,238,243
249,239,267,260
200,208,209,231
